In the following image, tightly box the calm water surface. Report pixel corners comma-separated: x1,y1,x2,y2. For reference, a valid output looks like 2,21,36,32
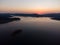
0,16,60,45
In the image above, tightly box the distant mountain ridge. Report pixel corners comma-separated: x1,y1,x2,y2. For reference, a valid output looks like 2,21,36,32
0,13,60,17
0,13,60,22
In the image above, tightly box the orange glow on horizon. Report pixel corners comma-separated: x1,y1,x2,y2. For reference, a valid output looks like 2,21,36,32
0,6,60,14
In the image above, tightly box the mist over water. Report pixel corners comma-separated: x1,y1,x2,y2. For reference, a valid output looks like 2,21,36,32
0,16,60,45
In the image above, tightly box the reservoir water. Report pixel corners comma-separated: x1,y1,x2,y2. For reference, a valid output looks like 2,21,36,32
0,16,60,45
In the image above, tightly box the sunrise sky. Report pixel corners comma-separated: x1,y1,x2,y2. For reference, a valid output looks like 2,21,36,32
0,0,60,14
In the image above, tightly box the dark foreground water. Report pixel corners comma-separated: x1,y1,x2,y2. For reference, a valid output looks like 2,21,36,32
0,16,60,45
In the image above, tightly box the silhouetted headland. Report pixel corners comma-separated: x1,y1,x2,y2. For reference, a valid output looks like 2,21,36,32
0,14,20,24
51,17,60,21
